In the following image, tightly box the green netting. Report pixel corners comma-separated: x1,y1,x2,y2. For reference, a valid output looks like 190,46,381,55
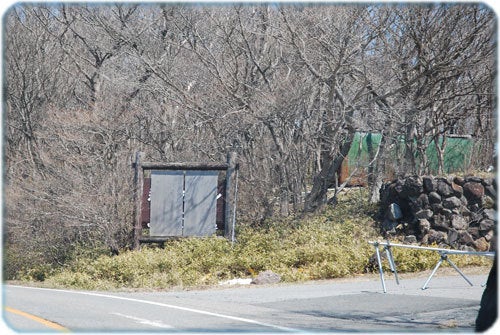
425,137,474,174
347,132,382,163
345,132,473,175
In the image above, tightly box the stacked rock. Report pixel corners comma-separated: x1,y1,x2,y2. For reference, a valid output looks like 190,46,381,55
378,175,496,251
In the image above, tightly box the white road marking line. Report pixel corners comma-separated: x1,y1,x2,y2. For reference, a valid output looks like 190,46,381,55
111,312,174,329
8,285,302,332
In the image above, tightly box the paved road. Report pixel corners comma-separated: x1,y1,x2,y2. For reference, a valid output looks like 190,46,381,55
2,270,490,333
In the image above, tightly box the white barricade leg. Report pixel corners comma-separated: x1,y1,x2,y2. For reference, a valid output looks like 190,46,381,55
422,252,473,290
374,242,387,293
385,242,400,285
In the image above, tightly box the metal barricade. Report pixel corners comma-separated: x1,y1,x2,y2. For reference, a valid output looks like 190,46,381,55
369,240,495,293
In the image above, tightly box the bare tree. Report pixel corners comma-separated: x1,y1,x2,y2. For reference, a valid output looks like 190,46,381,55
378,5,495,176
278,5,403,211
4,5,67,173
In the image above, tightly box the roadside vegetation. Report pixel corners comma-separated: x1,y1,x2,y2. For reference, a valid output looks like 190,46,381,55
12,189,491,291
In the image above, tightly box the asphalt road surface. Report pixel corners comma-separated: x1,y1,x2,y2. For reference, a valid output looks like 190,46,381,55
2,269,492,333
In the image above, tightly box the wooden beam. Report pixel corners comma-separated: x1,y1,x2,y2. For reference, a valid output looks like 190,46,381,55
132,152,144,250
139,236,182,243
224,152,238,240
140,162,229,171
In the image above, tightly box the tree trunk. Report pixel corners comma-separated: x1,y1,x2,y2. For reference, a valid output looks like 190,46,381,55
434,134,446,175
304,130,355,212
368,133,386,204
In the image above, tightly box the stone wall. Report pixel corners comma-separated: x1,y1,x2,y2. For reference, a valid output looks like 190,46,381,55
378,175,496,251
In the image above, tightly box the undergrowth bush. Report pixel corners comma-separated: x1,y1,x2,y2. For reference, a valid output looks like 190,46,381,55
18,188,493,290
